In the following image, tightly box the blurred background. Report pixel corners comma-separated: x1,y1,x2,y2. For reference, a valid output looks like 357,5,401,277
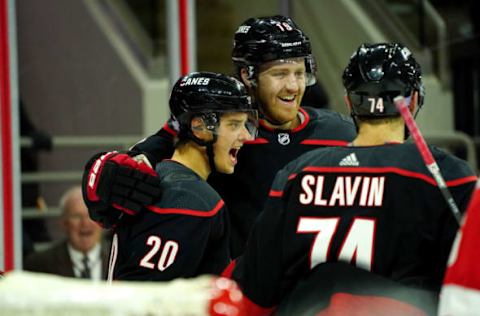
16,0,480,254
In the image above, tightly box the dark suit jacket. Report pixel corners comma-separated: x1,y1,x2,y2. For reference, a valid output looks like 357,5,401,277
23,240,110,279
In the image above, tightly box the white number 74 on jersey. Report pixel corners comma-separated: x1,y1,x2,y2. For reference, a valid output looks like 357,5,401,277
297,217,376,271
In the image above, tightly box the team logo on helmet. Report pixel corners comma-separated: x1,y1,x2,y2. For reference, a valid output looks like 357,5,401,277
179,77,210,87
236,25,251,34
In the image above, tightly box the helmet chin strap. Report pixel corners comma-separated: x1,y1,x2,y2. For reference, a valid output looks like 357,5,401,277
206,143,216,174
187,129,218,175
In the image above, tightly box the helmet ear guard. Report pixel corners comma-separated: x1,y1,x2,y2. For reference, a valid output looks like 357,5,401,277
186,113,218,146
189,112,220,133
245,65,257,87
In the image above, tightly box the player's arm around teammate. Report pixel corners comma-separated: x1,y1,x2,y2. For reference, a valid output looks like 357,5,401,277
104,72,258,281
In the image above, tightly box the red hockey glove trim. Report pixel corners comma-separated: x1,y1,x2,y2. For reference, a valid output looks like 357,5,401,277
86,151,118,202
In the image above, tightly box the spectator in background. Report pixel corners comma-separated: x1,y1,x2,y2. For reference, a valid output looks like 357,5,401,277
24,186,109,280
20,99,53,258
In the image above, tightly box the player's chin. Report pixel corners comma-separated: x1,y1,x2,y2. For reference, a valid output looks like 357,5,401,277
274,111,297,124
217,165,235,174
216,160,235,174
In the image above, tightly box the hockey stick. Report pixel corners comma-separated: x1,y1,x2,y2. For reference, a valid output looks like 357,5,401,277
394,96,462,225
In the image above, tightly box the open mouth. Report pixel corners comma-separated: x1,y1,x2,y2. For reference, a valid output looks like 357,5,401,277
229,148,239,158
229,147,240,165
278,95,296,104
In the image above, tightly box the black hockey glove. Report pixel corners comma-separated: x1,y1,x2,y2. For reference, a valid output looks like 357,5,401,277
83,151,162,225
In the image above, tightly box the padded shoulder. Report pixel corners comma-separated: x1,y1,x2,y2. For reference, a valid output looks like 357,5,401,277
149,161,224,217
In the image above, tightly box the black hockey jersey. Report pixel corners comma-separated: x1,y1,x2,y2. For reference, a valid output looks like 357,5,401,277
228,143,477,309
208,107,355,257
119,107,354,257
109,160,230,281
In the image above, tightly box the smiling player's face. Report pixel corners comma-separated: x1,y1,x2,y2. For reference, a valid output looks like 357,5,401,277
213,112,254,174
256,58,307,128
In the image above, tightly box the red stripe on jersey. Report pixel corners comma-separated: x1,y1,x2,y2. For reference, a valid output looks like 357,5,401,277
288,173,298,180
269,190,283,198
147,199,224,217
113,203,137,215
291,108,310,132
301,166,476,188
162,122,177,136
258,119,274,132
245,138,269,144
258,108,311,133
301,139,349,146
446,176,478,187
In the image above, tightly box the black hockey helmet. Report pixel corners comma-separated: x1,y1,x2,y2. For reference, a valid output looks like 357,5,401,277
232,15,316,85
342,42,424,118
169,72,258,144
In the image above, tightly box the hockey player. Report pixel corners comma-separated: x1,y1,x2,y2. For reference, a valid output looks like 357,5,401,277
212,15,355,257
223,43,477,315
438,179,480,315
89,72,258,281
82,15,356,258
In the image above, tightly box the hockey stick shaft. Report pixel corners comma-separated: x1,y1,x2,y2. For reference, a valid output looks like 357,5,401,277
394,96,462,225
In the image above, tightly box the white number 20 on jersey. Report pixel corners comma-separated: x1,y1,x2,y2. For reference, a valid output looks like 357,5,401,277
139,235,179,271
297,217,376,271
368,97,384,113
107,234,179,282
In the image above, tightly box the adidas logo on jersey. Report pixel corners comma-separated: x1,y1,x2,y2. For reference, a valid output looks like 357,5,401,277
339,153,359,166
